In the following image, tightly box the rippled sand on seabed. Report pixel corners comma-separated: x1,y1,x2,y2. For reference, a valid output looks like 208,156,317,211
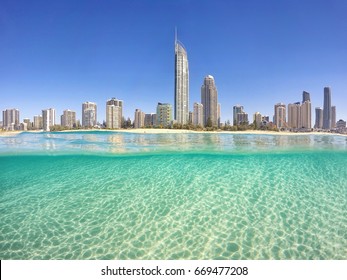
0,132,346,259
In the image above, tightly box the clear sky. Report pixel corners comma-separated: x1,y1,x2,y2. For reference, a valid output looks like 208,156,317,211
1,0,347,124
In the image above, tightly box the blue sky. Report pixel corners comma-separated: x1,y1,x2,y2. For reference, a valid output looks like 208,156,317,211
1,0,347,124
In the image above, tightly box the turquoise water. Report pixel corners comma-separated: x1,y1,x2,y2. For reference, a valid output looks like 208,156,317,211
1,131,346,259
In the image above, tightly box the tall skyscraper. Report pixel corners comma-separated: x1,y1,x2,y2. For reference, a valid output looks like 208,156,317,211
201,75,218,127
288,102,301,129
192,102,204,126
302,91,310,103
106,98,123,129
323,87,331,129
174,31,189,125
82,102,97,127
314,107,323,129
2,109,20,130
331,105,336,128
233,105,244,125
156,102,172,127
61,109,76,128
42,108,55,131
274,103,286,129
301,100,311,129
134,109,145,129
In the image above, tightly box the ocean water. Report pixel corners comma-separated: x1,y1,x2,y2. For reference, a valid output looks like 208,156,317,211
0,131,346,259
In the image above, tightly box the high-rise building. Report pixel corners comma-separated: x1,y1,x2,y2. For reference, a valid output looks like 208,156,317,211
144,113,156,127
237,112,249,125
23,118,32,130
253,112,262,127
106,98,123,129
314,107,323,129
156,102,172,127
82,102,97,127
42,108,55,131
2,109,20,130
233,105,244,125
201,75,218,127
61,109,76,128
134,109,145,129
33,115,43,130
331,106,336,128
302,91,311,103
106,105,121,129
144,114,152,127
323,87,331,129
274,103,286,129
152,114,157,127
192,102,204,126
301,100,311,129
174,32,189,125
288,102,301,129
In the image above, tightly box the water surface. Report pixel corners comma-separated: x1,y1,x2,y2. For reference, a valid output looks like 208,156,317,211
1,132,346,259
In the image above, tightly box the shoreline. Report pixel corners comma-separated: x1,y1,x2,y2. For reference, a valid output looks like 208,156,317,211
62,128,347,137
1,129,346,137
116,128,347,137
0,131,22,137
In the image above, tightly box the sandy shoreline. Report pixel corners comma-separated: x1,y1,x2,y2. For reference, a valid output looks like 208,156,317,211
1,129,346,137
0,131,23,137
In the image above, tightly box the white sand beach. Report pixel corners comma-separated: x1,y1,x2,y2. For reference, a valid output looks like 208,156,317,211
0,131,22,137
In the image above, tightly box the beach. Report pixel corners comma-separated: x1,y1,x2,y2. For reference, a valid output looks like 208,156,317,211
0,131,22,137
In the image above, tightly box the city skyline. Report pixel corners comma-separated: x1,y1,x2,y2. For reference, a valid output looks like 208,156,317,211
1,0,346,123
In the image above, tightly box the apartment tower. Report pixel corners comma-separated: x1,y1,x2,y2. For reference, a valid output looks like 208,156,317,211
156,103,172,127
201,75,218,127
233,105,244,126
288,102,301,129
301,100,311,129
323,87,331,129
134,109,145,129
274,103,286,129
82,102,97,127
331,106,336,128
314,107,323,129
61,109,76,128
2,109,20,130
42,108,55,131
192,102,204,127
33,115,43,130
106,98,123,129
